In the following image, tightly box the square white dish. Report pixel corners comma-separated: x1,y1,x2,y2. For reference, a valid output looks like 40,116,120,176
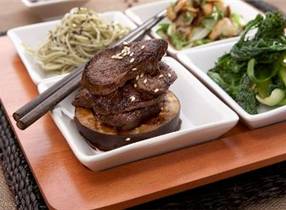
8,11,137,85
21,0,90,20
177,41,286,128
37,56,238,171
22,0,87,7
125,0,261,56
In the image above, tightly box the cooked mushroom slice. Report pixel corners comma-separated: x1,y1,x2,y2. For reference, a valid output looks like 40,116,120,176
209,0,226,13
167,6,177,21
174,0,189,13
202,3,213,16
209,17,239,40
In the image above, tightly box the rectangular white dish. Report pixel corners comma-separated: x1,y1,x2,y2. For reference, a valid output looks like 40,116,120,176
37,56,238,171
125,0,261,56
21,0,90,20
177,41,286,128
8,11,137,84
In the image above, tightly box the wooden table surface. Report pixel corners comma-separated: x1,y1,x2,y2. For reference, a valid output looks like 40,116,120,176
1,38,286,209
1,1,286,210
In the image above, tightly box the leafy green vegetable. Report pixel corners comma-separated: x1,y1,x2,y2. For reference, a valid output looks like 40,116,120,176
247,58,279,83
156,23,170,36
169,31,189,50
211,5,224,21
231,12,286,61
256,80,271,98
208,12,286,114
157,23,189,49
279,66,286,86
236,74,258,114
208,53,246,97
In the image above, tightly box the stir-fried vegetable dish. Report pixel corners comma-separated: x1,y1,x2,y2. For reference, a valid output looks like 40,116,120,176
157,0,244,49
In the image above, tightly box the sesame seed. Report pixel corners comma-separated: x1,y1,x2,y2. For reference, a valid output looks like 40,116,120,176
143,78,147,84
125,137,131,141
159,74,164,78
111,55,123,59
136,75,139,80
140,73,144,78
130,52,134,56
168,73,172,77
141,45,145,49
132,67,137,71
130,96,136,102
130,58,135,63
161,107,164,111
134,83,138,88
123,41,129,45
154,88,159,93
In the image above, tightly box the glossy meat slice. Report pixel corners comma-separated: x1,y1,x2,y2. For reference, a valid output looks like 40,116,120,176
73,88,93,109
73,83,162,115
95,103,161,130
74,61,176,115
81,39,168,96
135,62,177,96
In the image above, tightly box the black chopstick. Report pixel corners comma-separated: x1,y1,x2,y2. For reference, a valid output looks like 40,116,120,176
245,0,283,14
14,10,166,130
17,73,82,129
13,64,84,121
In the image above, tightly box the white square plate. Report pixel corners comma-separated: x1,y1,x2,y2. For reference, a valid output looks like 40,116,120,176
125,0,261,56
22,0,87,7
8,11,137,84
177,41,286,128
21,0,90,20
37,56,238,171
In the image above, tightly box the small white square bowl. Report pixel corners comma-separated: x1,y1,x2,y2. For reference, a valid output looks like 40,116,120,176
125,0,261,56
8,11,137,85
37,56,238,171
21,0,90,20
177,41,286,128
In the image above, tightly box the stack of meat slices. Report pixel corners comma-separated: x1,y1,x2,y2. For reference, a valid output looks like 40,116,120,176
73,39,181,151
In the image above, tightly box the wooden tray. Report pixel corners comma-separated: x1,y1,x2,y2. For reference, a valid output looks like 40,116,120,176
1,36,286,210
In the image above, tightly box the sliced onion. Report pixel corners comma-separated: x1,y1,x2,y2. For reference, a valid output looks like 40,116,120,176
190,27,210,41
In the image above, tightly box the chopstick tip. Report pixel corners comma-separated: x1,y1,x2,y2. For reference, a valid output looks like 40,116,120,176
13,112,21,121
16,121,27,130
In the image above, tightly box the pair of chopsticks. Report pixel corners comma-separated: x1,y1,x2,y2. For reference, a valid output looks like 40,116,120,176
13,10,166,130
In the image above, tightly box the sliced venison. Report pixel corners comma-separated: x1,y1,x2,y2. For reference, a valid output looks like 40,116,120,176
95,103,161,131
135,62,177,96
81,39,168,96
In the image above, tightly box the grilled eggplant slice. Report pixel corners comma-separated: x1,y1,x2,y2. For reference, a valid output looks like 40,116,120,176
74,91,181,151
